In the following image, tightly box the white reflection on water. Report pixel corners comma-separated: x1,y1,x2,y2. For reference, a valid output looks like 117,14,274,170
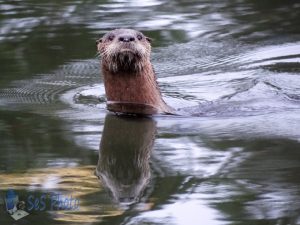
154,138,247,177
113,0,162,7
240,42,300,66
60,84,105,151
29,175,60,191
0,17,42,41
160,71,257,101
246,190,299,219
94,0,162,14
127,195,226,225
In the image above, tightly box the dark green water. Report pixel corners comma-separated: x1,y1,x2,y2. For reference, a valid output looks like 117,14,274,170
0,0,300,224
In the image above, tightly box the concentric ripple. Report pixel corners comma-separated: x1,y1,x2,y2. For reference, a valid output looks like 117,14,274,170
0,59,100,111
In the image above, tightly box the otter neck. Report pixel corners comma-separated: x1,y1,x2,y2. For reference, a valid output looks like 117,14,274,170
102,63,169,114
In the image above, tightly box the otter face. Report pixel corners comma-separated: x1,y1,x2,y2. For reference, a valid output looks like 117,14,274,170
97,29,152,74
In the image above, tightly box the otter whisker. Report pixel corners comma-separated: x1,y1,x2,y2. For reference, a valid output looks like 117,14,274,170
95,51,102,59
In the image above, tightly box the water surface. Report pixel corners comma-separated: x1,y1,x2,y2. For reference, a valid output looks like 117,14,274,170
0,0,300,224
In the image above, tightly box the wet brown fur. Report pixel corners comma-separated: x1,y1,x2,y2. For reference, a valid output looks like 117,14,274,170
97,29,171,115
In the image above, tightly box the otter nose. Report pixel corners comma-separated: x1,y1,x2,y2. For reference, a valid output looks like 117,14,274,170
118,35,135,42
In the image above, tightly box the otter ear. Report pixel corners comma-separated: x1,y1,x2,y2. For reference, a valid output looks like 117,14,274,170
146,37,153,43
96,38,103,45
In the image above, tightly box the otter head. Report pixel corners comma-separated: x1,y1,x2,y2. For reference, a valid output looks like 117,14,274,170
97,29,152,74
96,29,172,115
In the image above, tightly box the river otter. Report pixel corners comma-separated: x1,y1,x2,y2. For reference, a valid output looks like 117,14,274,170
97,29,172,115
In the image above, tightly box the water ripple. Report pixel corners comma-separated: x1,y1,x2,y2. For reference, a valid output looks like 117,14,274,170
0,59,100,109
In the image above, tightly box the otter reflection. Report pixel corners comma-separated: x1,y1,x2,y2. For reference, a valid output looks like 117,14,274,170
96,114,156,204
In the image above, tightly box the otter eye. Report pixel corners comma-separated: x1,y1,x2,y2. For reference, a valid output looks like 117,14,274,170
108,34,115,41
137,34,143,40
96,38,102,45
146,37,152,43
